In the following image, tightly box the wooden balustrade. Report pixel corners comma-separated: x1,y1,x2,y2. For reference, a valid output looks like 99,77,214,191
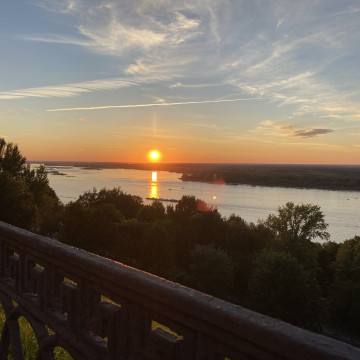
0,221,359,359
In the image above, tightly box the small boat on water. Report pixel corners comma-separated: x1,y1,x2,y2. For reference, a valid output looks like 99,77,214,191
146,197,178,203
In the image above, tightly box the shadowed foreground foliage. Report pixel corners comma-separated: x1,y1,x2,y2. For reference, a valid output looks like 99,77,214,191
0,138,62,236
59,190,360,342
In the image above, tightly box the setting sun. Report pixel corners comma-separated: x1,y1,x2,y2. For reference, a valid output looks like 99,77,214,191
148,150,161,162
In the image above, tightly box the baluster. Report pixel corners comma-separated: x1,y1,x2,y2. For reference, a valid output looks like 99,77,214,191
44,267,63,310
0,242,5,278
60,281,80,331
126,303,152,359
9,254,20,294
79,280,101,331
172,323,198,360
148,327,182,360
95,301,123,360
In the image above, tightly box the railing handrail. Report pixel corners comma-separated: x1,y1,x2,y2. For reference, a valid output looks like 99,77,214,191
0,220,359,360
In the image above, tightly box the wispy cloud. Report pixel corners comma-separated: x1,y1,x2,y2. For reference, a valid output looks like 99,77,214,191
187,122,219,129
293,128,334,138
216,2,360,122
10,0,360,126
0,78,137,100
77,20,166,52
47,97,261,112
253,120,334,139
35,0,80,14
32,1,202,56
169,82,224,89
20,34,90,47
26,0,225,80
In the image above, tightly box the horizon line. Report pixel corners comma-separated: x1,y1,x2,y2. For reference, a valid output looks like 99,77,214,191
27,160,360,166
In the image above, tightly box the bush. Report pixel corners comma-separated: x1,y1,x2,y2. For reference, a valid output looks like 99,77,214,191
187,244,234,299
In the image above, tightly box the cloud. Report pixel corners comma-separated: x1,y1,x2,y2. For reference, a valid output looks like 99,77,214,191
169,82,224,89
125,54,197,77
20,34,90,47
0,78,137,100
32,1,202,56
46,97,261,111
35,0,80,14
10,0,360,125
187,123,218,129
26,0,224,80
77,21,166,52
154,98,166,104
293,128,334,138
218,2,360,122
254,120,334,139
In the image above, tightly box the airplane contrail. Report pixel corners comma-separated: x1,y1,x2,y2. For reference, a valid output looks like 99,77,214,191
46,97,261,112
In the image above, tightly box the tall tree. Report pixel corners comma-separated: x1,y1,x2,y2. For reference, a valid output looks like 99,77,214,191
0,138,26,176
330,236,360,330
0,138,61,234
264,202,330,243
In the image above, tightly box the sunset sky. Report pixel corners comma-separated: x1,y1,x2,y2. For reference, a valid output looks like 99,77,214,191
1,0,360,164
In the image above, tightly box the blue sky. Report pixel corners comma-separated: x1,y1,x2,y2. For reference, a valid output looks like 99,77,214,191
1,0,360,163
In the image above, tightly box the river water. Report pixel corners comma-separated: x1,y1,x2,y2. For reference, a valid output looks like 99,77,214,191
39,164,360,243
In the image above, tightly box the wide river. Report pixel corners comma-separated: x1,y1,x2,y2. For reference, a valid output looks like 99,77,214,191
40,164,360,243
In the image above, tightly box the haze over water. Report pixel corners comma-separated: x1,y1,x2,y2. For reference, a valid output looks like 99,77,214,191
42,164,360,243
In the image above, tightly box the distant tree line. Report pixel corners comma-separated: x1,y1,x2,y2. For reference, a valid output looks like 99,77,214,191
1,138,359,345
180,164,360,191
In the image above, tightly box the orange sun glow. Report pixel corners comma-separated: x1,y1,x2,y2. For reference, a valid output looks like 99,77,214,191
148,150,160,162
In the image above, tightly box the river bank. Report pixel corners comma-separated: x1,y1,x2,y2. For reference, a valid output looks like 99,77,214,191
30,162,360,192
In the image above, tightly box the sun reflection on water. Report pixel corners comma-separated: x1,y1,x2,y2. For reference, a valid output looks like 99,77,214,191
149,171,158,199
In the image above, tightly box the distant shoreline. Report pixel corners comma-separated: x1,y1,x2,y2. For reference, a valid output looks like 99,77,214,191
28,161,360,192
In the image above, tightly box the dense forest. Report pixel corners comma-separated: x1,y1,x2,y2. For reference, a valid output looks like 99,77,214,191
2,139,360,346
180,163,360,191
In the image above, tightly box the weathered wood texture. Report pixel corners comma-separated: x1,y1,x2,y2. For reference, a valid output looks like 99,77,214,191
0,221,359,360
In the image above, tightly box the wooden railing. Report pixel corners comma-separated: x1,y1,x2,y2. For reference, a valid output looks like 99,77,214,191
0,221,359,360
